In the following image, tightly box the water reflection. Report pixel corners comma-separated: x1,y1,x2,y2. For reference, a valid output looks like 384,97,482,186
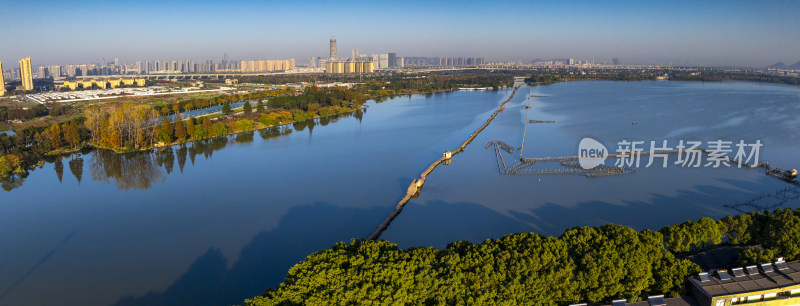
87,138,235,190
88,137,235,190
156,147,175,175
259,126,292,139
177,145,187,173
54,157,64,183
83,125,298,190
0,173,25,191
235,131,255,144
68,157,83,184
0,110,358,192
90,150,166,191
292,121,308,132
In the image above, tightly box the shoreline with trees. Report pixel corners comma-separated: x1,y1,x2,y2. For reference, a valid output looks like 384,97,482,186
524,70,800,86
246,208,800,305
0,74,514,180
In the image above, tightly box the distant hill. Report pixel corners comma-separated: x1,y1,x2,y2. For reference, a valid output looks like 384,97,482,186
767,61,800,69
767,62,785,68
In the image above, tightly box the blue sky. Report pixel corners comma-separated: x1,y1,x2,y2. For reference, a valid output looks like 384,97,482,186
1,0,798,67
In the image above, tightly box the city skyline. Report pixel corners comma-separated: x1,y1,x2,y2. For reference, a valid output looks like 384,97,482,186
1,0,799,67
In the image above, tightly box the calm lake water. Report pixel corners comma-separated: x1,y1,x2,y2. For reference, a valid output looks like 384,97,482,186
1,81,799,305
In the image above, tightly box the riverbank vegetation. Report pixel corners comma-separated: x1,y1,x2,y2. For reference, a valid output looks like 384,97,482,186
525,71,800,86
525,72,657,84
0,87,364,178
669,72,800,85
0,74,514,180
660,208,800,265
246,208,800,305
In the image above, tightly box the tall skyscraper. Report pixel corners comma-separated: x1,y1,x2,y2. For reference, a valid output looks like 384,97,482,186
388,53,397,68
0,61,5,96
330,36,337,59
19,57,33,91
352,49,358,60
612,58,620,65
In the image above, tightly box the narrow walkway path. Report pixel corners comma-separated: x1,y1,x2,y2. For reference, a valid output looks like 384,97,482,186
365,85,523,240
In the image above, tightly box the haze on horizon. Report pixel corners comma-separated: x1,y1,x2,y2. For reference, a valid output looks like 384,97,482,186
1,0,798,67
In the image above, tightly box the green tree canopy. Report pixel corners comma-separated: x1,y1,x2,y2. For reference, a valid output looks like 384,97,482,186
246,226,699,305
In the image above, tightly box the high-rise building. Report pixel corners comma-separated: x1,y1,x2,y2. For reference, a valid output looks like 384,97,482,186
330,36,337,59
612,58,620,65
19,57,33,91
379,54,389,69
67,65,77,77
388,53,397,68
38,66,48,78
352,49,358,60
317,57,327,70
49,65,62,78
371,54,379,69
0,61,5,96
207,60,215,72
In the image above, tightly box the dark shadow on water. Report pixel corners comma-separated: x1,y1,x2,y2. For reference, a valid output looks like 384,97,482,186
381,200,534,248
510,178,798,237
112,199,534,306
112,202,386,306
0,231,75,301
383,177,799,247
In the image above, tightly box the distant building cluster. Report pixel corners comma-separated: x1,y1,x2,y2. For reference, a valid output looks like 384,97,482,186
323,37,401,74
403,57,485,67
56,78,146,91
6,60,233,80
142,60,223,74
325,61,374,74
239,59,296,73
526,57,620,66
